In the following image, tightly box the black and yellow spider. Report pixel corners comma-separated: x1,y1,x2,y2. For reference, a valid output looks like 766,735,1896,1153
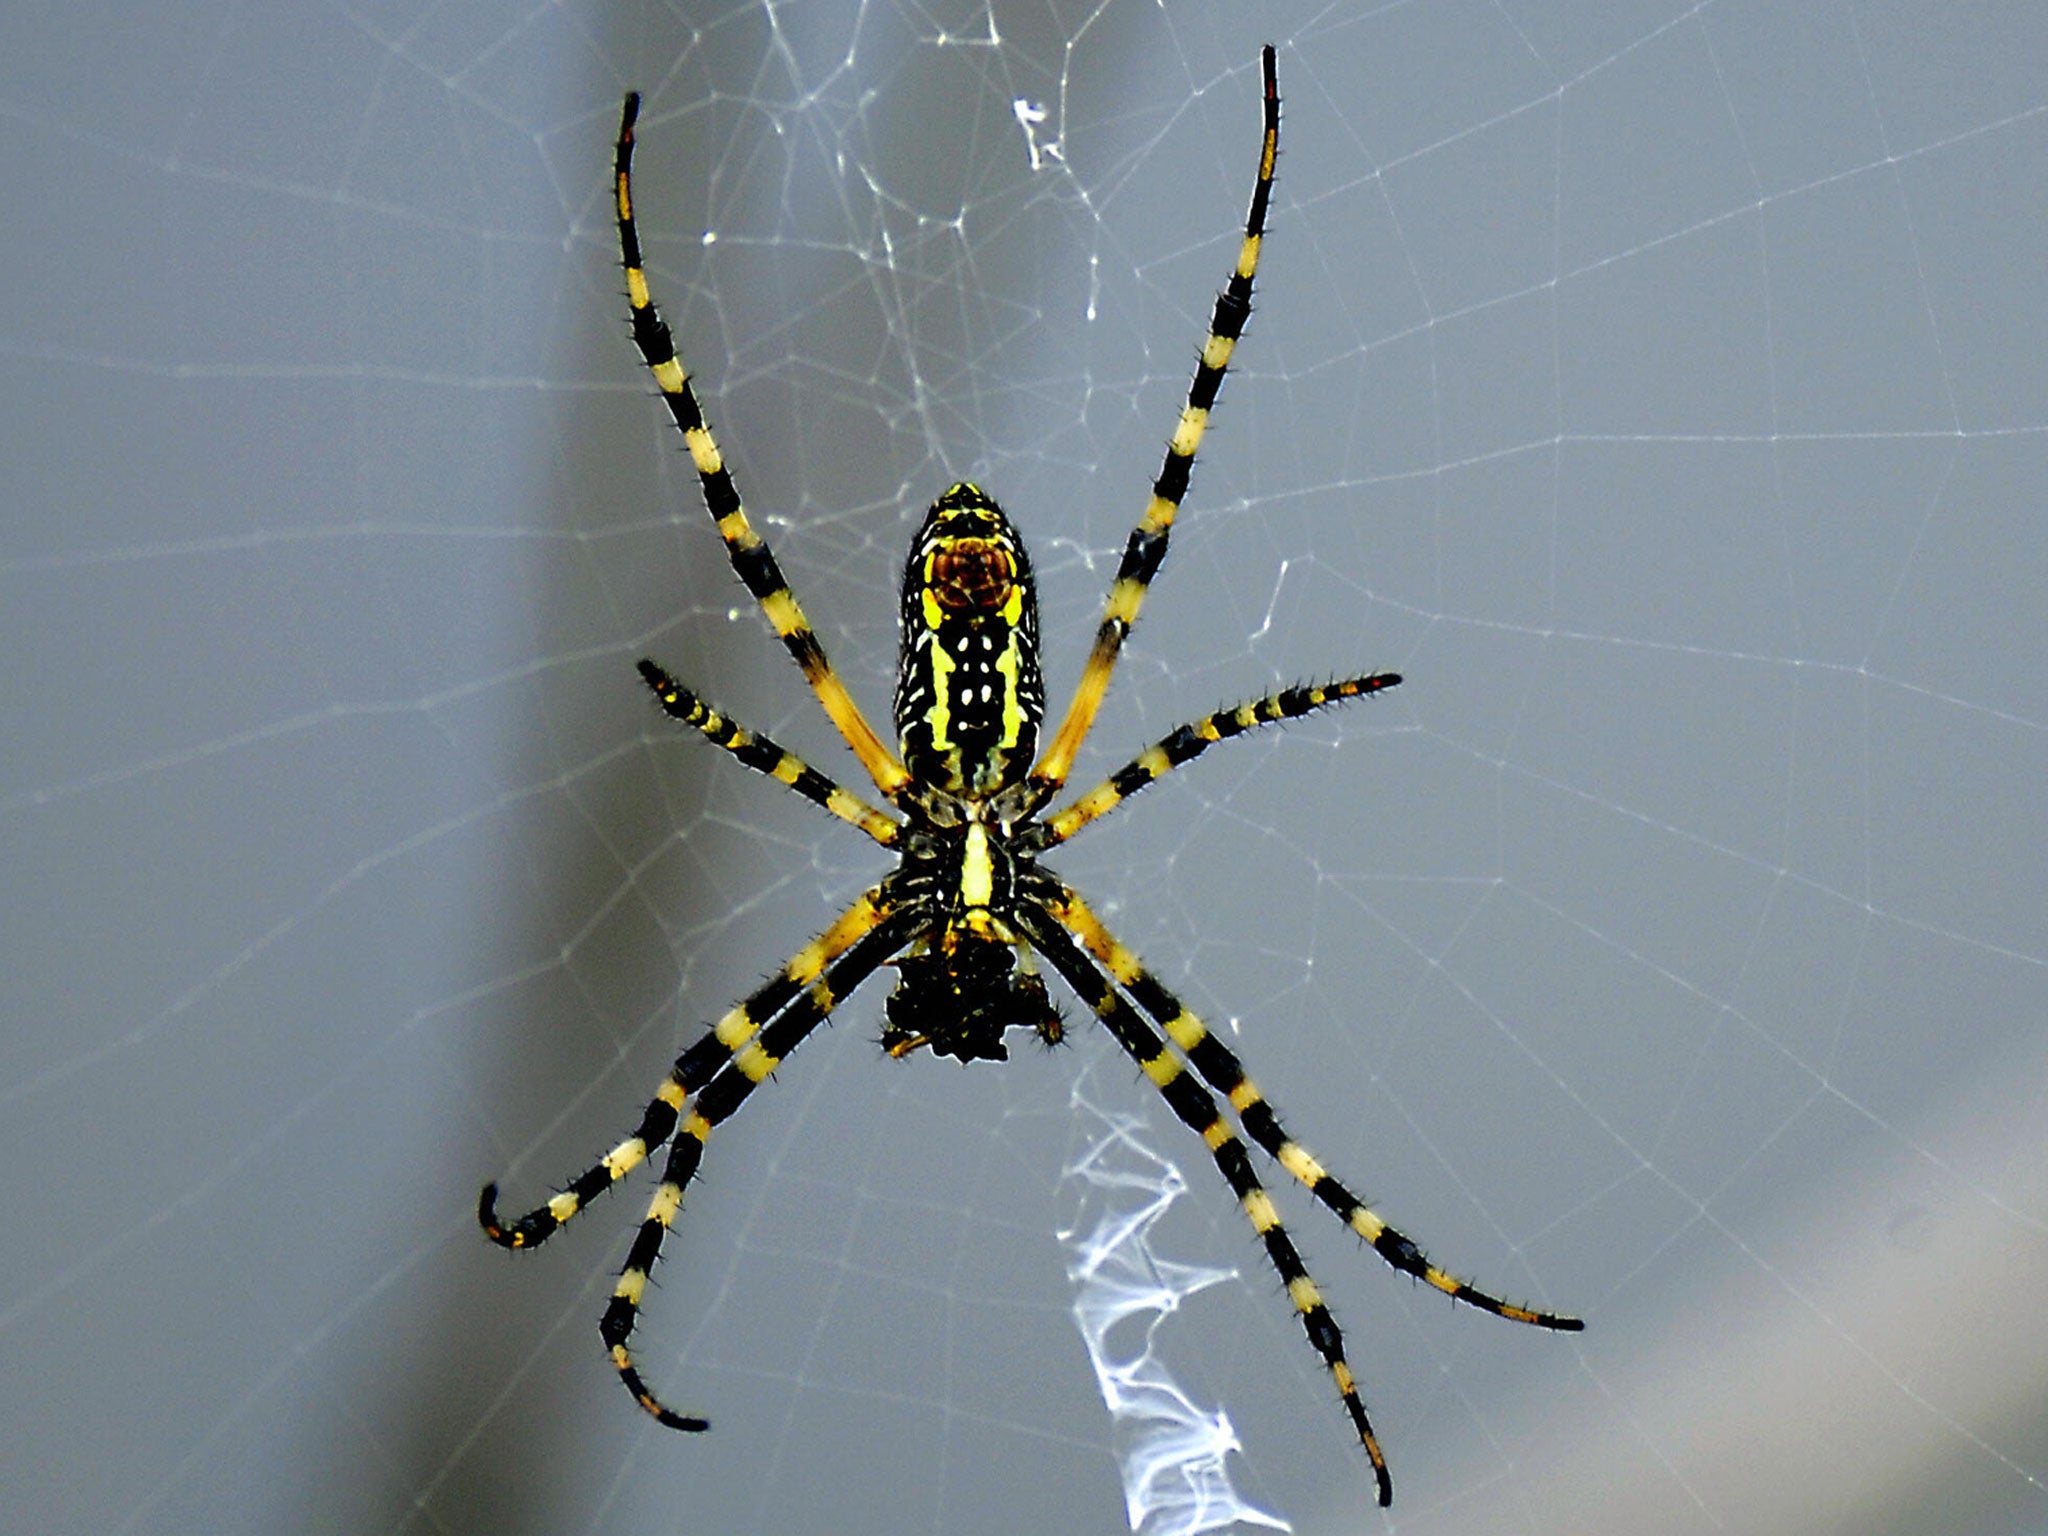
481,47,1580,1507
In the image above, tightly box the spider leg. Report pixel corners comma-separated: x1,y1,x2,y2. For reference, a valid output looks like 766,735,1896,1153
616,94,910,802
1030,46,1281,798
638,659,901,847
1016,898,1396,1507
480,884,901,1249
603,905,921,1429
1047,884,1583,1333
1040,673,1401,847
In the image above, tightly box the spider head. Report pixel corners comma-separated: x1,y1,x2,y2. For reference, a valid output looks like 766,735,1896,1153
894,484,1046,800
881,934,1061,1063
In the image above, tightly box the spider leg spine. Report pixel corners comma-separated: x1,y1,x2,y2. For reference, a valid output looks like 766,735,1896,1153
1043,671,1401,846
1048,884,1583,1332
1018,899,1395,1506
638,658,901,846
615,94,910,800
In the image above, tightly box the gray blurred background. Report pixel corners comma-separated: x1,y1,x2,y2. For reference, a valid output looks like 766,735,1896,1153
5,3,2046,1533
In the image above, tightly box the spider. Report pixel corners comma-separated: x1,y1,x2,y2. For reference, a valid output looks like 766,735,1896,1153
480,46,1580,1507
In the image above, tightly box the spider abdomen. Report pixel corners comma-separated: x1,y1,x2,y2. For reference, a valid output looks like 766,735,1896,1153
894,484,1045,798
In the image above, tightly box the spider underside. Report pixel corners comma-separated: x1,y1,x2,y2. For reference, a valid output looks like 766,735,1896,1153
479,46,1580,1509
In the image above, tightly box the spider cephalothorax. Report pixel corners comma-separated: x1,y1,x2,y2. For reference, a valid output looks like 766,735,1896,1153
879,820,1062,1063
480,49,1578,1509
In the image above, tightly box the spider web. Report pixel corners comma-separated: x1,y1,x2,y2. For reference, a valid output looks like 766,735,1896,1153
6,2,2048,1533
